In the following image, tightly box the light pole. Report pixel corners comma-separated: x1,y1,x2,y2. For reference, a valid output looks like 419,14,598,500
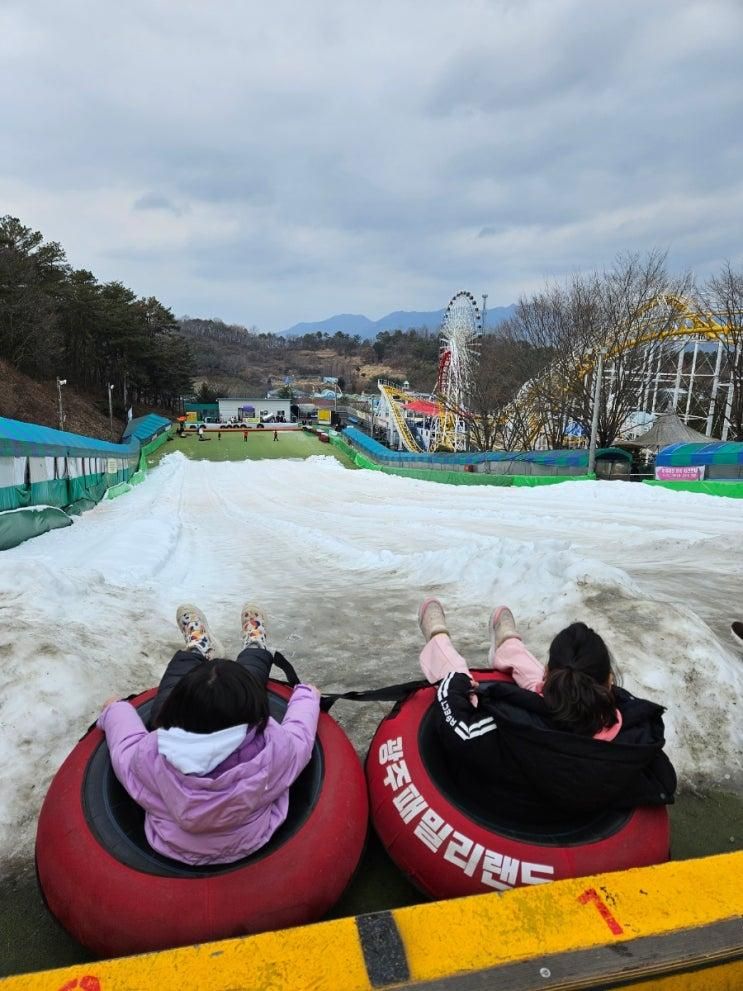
481,292,488,333
587,348,607,476
56,378,67,431
108,383,115,439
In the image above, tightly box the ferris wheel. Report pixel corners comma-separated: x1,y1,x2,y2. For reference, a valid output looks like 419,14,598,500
431,290,483,451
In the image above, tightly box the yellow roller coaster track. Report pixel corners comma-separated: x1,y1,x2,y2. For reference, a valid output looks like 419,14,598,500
503,295,739,446
378,383,424,453
576,294,732,376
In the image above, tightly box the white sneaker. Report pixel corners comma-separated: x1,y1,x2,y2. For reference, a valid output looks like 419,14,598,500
176,604,222,659
241,604,269,650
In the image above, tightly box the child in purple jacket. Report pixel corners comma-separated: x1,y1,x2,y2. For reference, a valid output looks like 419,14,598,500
97,604,320,866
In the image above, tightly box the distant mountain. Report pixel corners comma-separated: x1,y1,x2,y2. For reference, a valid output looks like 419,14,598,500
282,304,516,339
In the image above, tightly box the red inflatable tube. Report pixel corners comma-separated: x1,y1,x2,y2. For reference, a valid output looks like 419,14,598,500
36,682,368,958
367,671,670,900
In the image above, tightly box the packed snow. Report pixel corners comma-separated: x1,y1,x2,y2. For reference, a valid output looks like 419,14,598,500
1,451,742,867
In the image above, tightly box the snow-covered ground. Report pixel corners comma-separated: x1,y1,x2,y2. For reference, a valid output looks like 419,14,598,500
1,451,742,866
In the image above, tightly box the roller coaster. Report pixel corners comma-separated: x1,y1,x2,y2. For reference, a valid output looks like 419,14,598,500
379,290,482,453
380,293,740,452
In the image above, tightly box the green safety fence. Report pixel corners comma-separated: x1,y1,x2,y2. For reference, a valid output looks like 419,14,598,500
139,428,173,468
0,507,73,551
332,434,597,488
1,424,173,550
512,474,596,486
643,479,743,499
106,481,133,500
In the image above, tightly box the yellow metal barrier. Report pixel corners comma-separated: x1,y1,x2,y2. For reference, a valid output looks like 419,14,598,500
3,852,741,990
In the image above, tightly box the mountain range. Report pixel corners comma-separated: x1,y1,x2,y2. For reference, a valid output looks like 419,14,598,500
281,303,516,339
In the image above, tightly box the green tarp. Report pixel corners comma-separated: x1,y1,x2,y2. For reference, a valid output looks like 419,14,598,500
643,480,743,499
331,434,595,488
0,421,173,550
0,507,73,551
656,442,743,468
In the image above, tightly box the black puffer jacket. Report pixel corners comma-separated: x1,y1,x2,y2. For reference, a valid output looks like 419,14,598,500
436,672,676,823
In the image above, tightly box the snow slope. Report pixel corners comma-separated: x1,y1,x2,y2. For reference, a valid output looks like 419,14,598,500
1,452,741,865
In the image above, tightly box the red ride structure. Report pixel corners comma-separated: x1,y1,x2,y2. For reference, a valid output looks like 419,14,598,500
36,683,368,957
367,671,670,900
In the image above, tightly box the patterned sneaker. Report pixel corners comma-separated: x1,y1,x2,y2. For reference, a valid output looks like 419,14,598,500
241,604,269,650
176,604,220,659
487,606,521,665
418,598,449,642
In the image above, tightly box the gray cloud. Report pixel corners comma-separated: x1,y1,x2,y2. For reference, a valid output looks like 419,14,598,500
0,0,741,330
132,193,182,215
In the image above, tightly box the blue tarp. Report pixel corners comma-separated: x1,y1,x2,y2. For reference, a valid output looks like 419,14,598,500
122,414,171,444
656,442,743,467
0,417,141,459
343,427,630,467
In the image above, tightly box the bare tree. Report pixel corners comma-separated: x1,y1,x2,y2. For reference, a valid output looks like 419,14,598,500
699,263,743,440
498,252,693,449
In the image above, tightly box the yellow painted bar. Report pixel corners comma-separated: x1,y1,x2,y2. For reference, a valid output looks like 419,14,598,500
2,852,741,991
397,850,743,981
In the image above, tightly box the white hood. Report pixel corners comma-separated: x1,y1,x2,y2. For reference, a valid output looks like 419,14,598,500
156,724,248,775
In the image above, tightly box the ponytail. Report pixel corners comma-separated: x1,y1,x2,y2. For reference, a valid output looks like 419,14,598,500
543,622,617,736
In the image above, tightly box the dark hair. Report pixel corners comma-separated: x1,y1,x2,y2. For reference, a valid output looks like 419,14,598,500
154,660,269,734
542,622,617,736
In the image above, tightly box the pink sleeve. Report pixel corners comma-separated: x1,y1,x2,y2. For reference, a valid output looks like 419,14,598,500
96,701,149,797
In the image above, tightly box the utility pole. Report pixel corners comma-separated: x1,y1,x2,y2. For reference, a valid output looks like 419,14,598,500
587,348,607,476
108,383,115,439
56,378,67,431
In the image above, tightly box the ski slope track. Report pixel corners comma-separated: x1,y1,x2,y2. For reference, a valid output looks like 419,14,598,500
1,451,742,866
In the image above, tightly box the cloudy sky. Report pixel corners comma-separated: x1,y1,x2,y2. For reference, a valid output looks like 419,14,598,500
1,0,741,331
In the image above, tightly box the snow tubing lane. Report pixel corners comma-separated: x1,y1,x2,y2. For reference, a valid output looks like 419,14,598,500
36,682,368,957
367,671,670,900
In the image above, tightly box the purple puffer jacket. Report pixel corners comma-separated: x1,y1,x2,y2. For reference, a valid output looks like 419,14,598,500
97,685,320,866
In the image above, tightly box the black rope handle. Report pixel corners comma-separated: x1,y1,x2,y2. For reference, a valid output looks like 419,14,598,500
270,650,301,687
319,679,429,712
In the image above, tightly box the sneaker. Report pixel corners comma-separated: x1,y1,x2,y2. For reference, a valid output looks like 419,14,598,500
418,598,449,642
487,606,521,665
176,604,221,659
731,621,743,649
241,604,269,650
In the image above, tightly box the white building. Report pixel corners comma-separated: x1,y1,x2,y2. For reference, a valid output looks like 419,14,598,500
217,398,292,424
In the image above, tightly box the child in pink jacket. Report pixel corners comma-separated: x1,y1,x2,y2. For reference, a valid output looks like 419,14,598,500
98,603,320,866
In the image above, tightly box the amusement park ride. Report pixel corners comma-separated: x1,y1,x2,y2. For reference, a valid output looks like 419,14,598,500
378,290,483,453
379,291,741,453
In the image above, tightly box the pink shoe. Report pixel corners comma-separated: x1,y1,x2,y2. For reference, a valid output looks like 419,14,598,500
488,606,521,666
418,598,449,642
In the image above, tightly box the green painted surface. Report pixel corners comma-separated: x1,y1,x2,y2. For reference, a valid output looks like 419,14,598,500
148,429,356,467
